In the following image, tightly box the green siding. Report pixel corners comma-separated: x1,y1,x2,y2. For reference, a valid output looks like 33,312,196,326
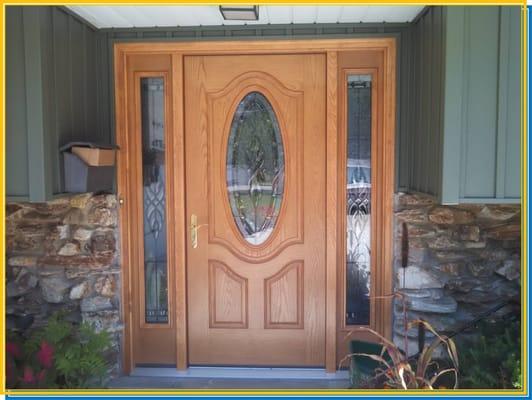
6,6,522,203
406,7,446,198
41,7,106,194
6,7,29,199
461,7,499,198
499,6,521,199
5,6,105,200
441,7,464,204
23,7,50,201
441,6,521,204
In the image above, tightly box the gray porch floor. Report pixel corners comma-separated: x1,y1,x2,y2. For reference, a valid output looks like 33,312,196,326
107,368,350,389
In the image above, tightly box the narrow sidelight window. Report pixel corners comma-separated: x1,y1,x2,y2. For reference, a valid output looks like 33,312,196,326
345,75,372,326
140,77,168,324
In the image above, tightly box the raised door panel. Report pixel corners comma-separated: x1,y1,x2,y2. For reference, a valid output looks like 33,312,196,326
265,261,304,328
209,261,248,328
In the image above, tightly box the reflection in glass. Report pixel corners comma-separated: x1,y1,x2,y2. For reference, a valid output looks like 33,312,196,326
346,75,372,326
141,77,168,324
226,92,285,245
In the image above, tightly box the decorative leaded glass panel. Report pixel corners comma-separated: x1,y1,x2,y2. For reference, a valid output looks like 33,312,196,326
141,77,168,324
226,92,285,245
346,75,372,326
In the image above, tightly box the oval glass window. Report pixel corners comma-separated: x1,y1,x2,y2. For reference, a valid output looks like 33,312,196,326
226,92,285,245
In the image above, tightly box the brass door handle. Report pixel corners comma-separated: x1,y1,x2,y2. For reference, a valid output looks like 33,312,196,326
190,214,207,249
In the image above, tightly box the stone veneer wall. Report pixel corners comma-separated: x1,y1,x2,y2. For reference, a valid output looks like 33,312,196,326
6,193,122,376
393,193,521,354
5,191,521,371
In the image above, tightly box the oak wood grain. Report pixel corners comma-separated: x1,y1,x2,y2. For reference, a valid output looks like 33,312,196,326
115,38,396,371
185,54,326,367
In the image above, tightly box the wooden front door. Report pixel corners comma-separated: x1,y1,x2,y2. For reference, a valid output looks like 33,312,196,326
184,54,327,366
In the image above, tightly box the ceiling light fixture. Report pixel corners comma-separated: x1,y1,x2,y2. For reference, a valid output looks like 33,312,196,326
219,5,259,21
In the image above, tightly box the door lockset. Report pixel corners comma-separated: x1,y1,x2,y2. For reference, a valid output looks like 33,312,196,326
190,214,207,249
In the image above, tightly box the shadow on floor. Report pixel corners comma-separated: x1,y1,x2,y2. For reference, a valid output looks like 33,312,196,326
108,376,350,389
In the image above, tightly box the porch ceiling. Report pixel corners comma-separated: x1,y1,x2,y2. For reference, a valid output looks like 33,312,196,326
66,5,425,29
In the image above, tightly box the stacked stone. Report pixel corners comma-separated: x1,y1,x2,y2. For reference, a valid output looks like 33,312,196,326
6,193,122,376
393,193,520,355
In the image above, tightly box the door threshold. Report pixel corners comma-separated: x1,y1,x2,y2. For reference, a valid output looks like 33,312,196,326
131,366,349,380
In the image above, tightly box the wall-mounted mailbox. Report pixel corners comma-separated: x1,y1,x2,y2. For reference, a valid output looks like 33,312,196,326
60,142,118,193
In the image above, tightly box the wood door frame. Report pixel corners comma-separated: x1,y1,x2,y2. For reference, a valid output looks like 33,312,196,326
114,38,396,374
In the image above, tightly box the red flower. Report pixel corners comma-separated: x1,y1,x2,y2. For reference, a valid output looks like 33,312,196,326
6,342,21,359
37,369,46,384
22,366,35,384
36,341,54,369
6,357,15,385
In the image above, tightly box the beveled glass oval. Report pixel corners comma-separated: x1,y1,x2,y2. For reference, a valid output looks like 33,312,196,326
226,92,285,245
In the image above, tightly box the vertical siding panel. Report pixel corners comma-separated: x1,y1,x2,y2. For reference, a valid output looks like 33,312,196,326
106,34,114,143
502,6,521,199
405,6,448,200
398,27,411,191
462,7,499,198
404,27,413,191
415,20,424,192
39,7,59,194
67,16,74,144
22,7,48,200
396,28,403,189
425,9,434,195
411,22,419,192
70,19,84,142
496,7,509,199
434,7,444,198
97,32,111,143
85,26,98,142
424,14,430,193
6,6,29,198
53,8,68,149
95,32,102,141
49,8,61,193
421,15,429,193
82,25,88,141
459,8,470,199
105,33,112,142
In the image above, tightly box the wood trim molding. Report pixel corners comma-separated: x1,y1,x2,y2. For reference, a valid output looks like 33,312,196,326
171,52,188,370
114,37,396,373
382,43,396,340
114,38,396,54
325,50,338,373
114,44,133,373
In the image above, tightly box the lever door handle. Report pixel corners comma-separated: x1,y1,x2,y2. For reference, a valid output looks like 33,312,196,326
190,214,207,249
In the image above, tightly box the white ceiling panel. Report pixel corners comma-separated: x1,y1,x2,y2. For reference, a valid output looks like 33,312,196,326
291,6,318,24
337,6,369,23
68,6,129,28
105,6,152,27
363,6,424,23
316,6,344,23
265,6,293,24
67,5,424,29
